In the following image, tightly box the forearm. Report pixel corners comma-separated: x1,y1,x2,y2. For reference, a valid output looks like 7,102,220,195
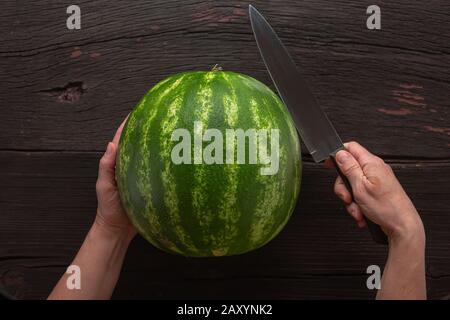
377,222,426,300
48,219,134,300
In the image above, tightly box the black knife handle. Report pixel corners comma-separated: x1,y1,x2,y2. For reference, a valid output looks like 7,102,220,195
330,153,388,245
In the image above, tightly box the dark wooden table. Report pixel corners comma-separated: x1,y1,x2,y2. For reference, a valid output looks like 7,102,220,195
1,0,449,299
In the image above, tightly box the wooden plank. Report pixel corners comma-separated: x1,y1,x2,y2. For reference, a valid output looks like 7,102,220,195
0,0,449,301
0,1,449,157
0,151,449,299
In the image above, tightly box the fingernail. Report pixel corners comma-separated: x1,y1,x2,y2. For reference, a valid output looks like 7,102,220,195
336,150,350,164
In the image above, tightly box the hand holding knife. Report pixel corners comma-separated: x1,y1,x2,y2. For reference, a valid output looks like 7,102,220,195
249,5,388,244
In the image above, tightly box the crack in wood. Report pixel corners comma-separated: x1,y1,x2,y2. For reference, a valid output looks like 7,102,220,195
38,82,86,103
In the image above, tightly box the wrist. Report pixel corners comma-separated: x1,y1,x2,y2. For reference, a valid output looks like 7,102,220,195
93,214,136,246
389,213,425,249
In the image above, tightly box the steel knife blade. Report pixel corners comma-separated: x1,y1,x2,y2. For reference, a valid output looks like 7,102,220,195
249,5,388,244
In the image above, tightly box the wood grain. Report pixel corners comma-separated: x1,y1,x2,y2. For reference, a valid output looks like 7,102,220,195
0,0,449,157
0,0,449,299
1,152,449,299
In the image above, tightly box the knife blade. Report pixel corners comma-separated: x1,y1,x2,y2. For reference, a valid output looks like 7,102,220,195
249,5,388,244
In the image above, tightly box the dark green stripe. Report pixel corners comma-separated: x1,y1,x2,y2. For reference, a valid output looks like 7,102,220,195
118,91,169,250
225,74,265,254
190,71,226,254
147,73,199,255
171,72,211,255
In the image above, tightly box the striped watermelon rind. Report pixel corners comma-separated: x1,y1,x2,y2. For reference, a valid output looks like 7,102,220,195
117,70,301,257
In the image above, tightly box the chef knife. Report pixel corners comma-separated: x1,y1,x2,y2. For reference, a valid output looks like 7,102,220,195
249,5,388,245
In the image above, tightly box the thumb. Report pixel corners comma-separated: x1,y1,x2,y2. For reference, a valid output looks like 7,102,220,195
335,150,364,187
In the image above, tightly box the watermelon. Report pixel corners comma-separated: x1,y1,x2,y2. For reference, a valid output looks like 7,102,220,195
116,70,301,257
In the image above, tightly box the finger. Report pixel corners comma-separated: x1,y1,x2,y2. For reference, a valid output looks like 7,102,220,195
346,202,367,228
323,158,334,169
112,114,130,147
343,141,377,169
97,142,117,183
335,150,364,187
334,176,352,205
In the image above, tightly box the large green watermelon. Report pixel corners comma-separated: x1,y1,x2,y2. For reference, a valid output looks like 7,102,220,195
116,70,301,257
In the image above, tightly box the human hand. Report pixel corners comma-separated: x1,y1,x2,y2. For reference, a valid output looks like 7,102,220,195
95,116,136,240
48,117,136,300
325,142,424,243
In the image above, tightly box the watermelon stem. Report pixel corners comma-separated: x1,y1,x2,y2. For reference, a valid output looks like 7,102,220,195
211,64,223,72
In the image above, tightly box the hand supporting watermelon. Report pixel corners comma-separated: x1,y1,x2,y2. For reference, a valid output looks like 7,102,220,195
325,141,426,299
95,116,136,239
49,117,136,300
